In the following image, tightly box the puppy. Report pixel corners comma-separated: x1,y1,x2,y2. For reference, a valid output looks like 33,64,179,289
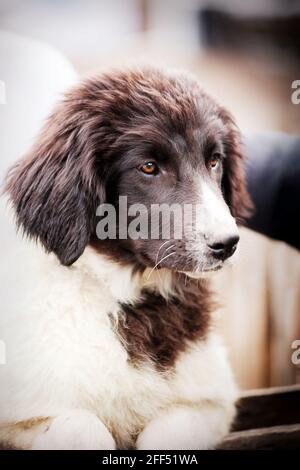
0,66,251,450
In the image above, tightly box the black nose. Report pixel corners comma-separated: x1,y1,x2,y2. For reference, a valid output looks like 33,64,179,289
208,235,239,261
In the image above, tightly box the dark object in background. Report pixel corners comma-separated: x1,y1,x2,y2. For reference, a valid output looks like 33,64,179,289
244,133,300,251
199,7,300,63
197,6,300,250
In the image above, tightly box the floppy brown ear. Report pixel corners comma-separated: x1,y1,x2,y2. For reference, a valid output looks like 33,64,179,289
220,110,253,223
5,97,106,266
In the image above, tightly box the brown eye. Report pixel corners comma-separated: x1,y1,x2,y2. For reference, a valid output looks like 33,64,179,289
209,153,221,170
140,161,159,175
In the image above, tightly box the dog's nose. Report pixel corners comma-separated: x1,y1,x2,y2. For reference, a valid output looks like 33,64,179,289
207,235,239,261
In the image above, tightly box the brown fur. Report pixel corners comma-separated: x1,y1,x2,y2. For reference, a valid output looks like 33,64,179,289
4,65,251,378
117,274,213,371
0,417,51,450
5,66,252,268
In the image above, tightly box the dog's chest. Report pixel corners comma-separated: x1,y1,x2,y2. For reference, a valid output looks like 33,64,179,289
56,306,174,447
36,262,211,440
41,272,176,444
116,285,211,372
0,251,211,448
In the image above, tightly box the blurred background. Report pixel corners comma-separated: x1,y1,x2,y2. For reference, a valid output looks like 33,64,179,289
0,0,299,390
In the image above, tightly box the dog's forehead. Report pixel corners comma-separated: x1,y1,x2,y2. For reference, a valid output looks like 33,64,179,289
194,116,228,149
170,115,227,156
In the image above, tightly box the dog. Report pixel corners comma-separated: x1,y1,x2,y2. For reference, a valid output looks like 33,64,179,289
0,65,251,450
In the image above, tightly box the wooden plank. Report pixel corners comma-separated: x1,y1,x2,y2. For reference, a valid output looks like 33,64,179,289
219,423,300,450
232,384,300,431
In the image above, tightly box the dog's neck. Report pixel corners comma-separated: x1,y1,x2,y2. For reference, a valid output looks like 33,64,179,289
75,245,176,304
42,243,213,372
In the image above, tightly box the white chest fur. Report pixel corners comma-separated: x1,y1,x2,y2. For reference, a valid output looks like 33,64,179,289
0,246,173,443
0,244,237,448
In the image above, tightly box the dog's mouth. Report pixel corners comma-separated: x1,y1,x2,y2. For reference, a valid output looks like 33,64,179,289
202,264,223,272
137,244,230,276
181,262,224,279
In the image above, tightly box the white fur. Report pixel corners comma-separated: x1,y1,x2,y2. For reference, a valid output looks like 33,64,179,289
182,180,239,273
198,181,239,245
32,410,116,450
0,209,237,449
137,404,232,450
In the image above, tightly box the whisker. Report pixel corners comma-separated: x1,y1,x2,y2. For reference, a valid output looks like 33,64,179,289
155,239,172,265
164,244,175,253
146,251,176,281
148,240,174,284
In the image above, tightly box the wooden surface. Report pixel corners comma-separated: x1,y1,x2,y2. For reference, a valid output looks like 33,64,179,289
219,423,300,450
219,384,300,449
233,384,300,432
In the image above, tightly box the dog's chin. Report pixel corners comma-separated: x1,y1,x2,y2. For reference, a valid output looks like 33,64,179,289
180,262,224,279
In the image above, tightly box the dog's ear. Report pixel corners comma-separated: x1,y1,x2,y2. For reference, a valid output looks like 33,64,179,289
220,109,253,223
5,97,106,266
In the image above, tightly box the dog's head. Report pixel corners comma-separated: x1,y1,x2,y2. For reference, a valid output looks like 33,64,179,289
5,66,252,273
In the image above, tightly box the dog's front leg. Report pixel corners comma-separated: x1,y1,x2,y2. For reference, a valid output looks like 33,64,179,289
136,403,234,450
1,409,116,450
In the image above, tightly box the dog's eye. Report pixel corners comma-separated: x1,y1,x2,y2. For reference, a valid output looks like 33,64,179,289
209,153,222,170
140,162,159,175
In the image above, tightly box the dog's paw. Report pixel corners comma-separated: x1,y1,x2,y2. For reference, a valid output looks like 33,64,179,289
136,405,230,450
31,410,115,450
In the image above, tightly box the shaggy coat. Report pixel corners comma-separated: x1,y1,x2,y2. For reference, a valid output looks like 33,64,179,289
0,66,251,450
